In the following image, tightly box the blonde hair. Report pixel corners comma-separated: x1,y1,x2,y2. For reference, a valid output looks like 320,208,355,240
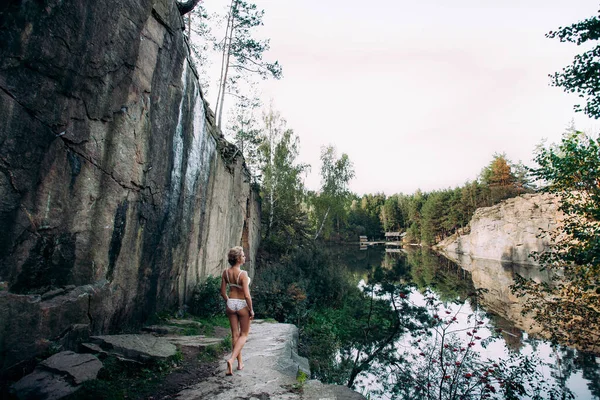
227,246,244,266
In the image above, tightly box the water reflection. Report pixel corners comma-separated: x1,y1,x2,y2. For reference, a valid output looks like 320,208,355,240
319,245,599,399
438,250,552,337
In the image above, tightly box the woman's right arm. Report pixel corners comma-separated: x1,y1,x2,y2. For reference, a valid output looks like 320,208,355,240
220,271,228,302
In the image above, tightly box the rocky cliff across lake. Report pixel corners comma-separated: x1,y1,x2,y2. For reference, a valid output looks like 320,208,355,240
436,193,562,265
0,0,259,376
434,193,563,341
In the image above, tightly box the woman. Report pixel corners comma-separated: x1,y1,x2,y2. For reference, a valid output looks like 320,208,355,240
220,246,254,375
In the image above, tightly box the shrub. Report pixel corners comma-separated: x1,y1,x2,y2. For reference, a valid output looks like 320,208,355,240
189,276,225,318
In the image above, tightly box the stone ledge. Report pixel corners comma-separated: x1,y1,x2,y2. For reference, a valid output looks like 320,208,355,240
174,321,365,400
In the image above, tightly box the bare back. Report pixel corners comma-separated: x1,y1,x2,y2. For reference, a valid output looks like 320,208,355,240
224,268,249,300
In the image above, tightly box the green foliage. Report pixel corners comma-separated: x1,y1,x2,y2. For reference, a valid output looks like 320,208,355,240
183,3,214,90
387,291,572,400
193,315,230,336
547,12,600,119
197,343,224,362
380,194,404,232
512,130,600,351
404,248,475,303
222,333,233,350
189,275,225,318
214,0,282,128
290,369,309,392
259,108,310,253
346,194,386,239
479,153,529,204
252,245,352,324
312,146,355,241
226,95,263,179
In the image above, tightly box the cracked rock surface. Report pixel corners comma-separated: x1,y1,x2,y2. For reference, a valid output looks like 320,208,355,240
0,0,259,376
11,351,102,399
175,321,365,400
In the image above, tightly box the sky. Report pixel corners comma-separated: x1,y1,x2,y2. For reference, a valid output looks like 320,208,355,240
201,0,600,196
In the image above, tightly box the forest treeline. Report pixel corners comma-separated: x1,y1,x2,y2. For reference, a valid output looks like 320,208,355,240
341,153,531,246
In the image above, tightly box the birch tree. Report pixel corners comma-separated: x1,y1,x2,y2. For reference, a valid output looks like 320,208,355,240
226,94,262,179
258,108,309,251
214,0,282,130
313,146,355,240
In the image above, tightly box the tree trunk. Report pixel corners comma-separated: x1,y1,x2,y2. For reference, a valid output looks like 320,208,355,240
314,207,330,241
216,0,237,130
267,115,276,233
215,0,235,120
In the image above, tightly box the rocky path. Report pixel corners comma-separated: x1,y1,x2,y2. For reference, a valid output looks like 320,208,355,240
174,320,365,400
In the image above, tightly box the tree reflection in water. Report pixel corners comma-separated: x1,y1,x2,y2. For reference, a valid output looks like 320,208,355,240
301,246,596,399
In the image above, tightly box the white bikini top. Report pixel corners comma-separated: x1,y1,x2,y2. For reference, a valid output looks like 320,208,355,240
224,269,250,289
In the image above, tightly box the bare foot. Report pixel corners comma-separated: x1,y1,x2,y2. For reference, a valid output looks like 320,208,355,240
226,359,233,376
237,362,244,370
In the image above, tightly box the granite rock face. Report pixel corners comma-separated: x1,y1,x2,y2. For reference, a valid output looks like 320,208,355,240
0,0,260,375
436,193,562,264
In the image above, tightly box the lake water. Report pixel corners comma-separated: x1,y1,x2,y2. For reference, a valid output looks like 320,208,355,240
330,244,600,400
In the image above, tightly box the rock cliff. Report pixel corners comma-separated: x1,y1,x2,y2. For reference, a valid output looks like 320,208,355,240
0,0,260,375
436,193,562,264
435,193,563,341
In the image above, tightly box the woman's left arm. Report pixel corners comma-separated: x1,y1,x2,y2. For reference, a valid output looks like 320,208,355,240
242,271,254,319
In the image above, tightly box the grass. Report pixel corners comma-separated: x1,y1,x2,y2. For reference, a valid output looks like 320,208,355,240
192,315,229,336
146,311,230,337
197,334,232,363
288,369,309,393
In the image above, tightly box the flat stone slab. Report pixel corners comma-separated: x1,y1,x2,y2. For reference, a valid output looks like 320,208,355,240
11,351,102,399
174,321,365,400
164,335,223,350
142,325,186,335
80,342,106,355
12,369,75,400
90,334,177,362
167,319,202,328
40,351,103,385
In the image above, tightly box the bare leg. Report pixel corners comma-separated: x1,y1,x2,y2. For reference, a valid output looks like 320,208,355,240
226,308,239,375
228,307,251,370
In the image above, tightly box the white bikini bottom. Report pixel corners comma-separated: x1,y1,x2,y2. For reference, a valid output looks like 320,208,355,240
227,298,248,312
